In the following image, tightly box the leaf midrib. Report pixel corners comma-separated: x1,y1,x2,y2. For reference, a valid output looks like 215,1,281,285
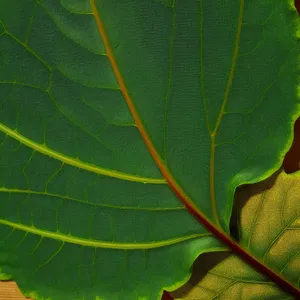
90,0,300,296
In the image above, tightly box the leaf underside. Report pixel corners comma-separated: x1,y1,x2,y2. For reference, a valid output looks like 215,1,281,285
0,1,299,300
172,171,300,300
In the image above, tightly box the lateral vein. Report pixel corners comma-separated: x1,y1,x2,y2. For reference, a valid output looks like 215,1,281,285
0,187,184,211
0,123,166,184
210,0,245,226
0,219,207,250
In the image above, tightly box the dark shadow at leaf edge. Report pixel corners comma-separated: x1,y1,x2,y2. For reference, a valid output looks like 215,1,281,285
283,118,300,174
162,290,174,300
230,169,281,241
295,0,300,14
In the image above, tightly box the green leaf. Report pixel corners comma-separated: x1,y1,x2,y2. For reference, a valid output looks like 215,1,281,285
0,0,299,299
172,171,300,300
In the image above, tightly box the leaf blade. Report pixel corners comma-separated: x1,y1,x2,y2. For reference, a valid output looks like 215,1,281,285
1,0,300,299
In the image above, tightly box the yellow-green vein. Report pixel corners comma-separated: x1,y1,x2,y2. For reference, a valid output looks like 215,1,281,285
0,219,208,250
0,187,184,211
210,0,244,227
0,123,166,184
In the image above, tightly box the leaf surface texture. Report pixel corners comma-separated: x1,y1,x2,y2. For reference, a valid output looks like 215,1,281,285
0,0,299,299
